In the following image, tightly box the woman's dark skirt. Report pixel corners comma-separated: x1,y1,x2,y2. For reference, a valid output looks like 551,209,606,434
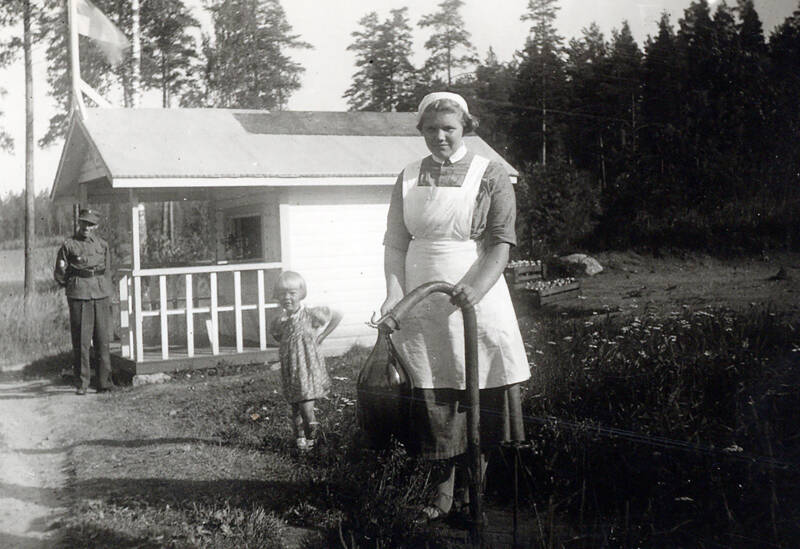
404,383,526,460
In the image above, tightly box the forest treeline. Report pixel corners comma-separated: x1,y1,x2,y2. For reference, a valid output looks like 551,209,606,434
0,0,798,257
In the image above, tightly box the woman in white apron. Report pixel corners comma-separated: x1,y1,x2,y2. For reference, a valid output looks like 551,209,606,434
381,92,531,522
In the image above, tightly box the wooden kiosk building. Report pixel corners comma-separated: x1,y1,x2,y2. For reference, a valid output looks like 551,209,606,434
50,108,518,377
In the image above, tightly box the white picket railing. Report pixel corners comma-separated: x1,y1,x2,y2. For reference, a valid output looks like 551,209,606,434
118,262,282,362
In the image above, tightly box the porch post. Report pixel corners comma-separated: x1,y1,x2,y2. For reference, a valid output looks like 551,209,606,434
130,191,144,362
159,275,169,360
185,274,194,357
234,271,243,353
257,269,266,350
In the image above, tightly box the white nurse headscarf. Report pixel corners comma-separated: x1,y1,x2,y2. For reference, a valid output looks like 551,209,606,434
416,92,469,124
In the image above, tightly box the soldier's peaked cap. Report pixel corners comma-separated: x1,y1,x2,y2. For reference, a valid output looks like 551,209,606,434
78,209,100,225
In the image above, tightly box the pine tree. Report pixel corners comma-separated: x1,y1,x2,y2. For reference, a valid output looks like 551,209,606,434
768,2,800,212
206,0,310,109
563,23,608,178
605,22,642,177
510,0,567,166
140,0,201,108
344,8,417,111
473,47,513,151
418,0,476,87
733,0,770,187
0,3,20,152
641,12,682,177
343,12,381,111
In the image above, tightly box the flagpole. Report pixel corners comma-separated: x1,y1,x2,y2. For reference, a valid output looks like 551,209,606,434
67,0,85,117
131,0,141,107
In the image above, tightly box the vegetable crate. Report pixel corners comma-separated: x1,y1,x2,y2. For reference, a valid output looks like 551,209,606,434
519,278,582,307
505,260,546,289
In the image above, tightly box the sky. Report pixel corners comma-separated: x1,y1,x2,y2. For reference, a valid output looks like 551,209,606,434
0,0,796,198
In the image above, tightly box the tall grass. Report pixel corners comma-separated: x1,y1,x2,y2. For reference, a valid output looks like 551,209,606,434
519,307,800,547
0,286,70,365
0,245,71,366
0,236,64,251
50,305,800,548
297,308,800,547
0,246,59,283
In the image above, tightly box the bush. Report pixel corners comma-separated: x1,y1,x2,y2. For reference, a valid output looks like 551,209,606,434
517,159,601,257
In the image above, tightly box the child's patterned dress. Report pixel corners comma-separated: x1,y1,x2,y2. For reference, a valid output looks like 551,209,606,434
271,306,332,403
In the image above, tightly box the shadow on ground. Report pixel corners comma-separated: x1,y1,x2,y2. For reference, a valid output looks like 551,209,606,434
0,378,74,400
72,477,306,514
0,533,64,549
0,352,72,385
19,437,223,455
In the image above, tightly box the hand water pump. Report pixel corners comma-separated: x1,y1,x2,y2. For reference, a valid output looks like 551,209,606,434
375,281,485,547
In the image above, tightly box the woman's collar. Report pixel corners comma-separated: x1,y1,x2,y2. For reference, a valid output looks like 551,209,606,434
431,143,468,164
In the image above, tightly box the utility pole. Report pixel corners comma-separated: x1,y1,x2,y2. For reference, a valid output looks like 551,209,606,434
541,56,547,166
67,0,81,234
131,0,148,255
23,0,34,308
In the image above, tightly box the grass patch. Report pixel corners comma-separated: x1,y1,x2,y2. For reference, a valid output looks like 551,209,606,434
0,245,70,368
56,304,800,547
62,500,286,549
0,245,59,282
0,287,70,367
519,306,800,547
12,250,791,547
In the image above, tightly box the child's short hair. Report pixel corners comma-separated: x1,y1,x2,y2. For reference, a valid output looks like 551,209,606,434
274,271,307,299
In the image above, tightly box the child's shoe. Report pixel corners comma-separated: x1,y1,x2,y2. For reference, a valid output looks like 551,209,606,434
295,437,308,452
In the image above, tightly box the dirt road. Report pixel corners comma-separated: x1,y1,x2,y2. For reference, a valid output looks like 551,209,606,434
0,379,77,548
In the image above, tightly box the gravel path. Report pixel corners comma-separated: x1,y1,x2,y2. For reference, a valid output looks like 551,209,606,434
0,379,78,548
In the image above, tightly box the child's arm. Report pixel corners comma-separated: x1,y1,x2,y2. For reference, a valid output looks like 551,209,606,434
315,308,342,346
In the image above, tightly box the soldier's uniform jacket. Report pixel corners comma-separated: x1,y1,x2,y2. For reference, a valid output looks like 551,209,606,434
54,233,112,299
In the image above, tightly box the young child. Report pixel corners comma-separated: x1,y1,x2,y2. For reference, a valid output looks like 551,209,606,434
270,271,342,451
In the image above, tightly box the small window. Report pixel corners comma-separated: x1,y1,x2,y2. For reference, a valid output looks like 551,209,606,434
226,215,263,260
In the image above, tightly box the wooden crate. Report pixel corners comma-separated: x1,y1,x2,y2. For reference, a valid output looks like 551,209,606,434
505,263,546,289
523,280,581,307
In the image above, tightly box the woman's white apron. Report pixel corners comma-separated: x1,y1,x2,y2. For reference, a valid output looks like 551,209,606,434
393,154,531,390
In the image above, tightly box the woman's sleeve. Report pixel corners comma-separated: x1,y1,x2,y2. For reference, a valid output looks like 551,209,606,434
382,172,411,252
476,161,517,248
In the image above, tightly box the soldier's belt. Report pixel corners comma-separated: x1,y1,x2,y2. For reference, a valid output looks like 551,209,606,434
73,268,106,278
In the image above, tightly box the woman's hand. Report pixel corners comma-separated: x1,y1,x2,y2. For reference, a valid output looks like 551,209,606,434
451,243,511,308
380,294,402,316
450,282,482,308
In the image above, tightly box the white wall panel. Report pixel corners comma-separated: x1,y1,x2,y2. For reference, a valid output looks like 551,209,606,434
284,189,391,355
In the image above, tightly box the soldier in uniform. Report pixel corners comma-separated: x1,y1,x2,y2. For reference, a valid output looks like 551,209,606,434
54,209,114,395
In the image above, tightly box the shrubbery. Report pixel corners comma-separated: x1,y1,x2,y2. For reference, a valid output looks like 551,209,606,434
276,306,800,547
519,307,800,547
516,159,602,258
